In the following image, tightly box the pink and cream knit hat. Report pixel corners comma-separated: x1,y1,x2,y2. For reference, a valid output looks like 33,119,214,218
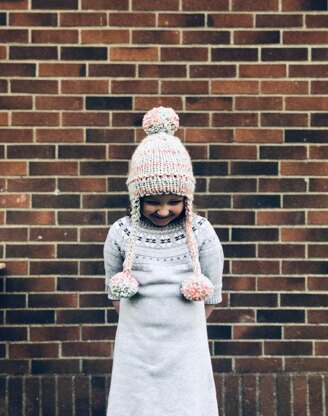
109,107,214,301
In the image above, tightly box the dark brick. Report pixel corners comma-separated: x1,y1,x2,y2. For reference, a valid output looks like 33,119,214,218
10,12,58,26
10,46,57,60
231,294,277,307
89,63,135,77
57,310,105,324
0,294,26,308
212,48,258,61
80,161,128,175
32,0,78,8
32,195,80,209
193,161,228,176
57,244,103,259
285,129,328,143
232,228,278,241
83,194,129,209
32,360,79,374
194,195,231,209
312,48,328,61
86,96,132,110
282,0,328,11
234,195,280,209
209,178,256,192
30,261,78,275
41,377,56,416
0,327,27,341
265,341,312,355
207,326,232,339
232,162,278,175
7,310,54,324
257,309,305,323
86,128,134,143
215,341,261,355
61,47,107,61
262,47,307,61
0,13,6,25
58,211,106,225
281,294,328,307
234,325,281,339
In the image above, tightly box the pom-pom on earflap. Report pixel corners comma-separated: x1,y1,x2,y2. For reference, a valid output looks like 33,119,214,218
181,274,214,302
109,269,139,298
142,106,179,136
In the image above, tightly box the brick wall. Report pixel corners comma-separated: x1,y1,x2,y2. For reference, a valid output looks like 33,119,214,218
0,0,328,414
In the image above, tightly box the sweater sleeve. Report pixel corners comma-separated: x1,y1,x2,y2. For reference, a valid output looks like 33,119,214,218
103,219,125,301
196,218,224,305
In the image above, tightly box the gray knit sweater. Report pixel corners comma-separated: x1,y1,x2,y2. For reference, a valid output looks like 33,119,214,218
104,214,224,304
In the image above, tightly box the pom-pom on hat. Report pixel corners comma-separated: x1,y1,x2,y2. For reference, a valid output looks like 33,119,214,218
109,107,214,302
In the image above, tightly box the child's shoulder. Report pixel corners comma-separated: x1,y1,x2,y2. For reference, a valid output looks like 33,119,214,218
192,214,212,230
106,216,131,239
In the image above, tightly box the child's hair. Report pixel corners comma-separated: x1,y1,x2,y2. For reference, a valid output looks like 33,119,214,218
108,107,214,302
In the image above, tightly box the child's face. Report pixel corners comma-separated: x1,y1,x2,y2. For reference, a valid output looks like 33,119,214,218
141,194,185,227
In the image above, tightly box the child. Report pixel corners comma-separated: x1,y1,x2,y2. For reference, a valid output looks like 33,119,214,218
104,107,224,416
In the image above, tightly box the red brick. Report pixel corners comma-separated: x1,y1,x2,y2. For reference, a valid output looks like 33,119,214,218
282,228,328,242
281,162,328,176
132,0,179,10
0,161,27,175
9,343,59,358
261,113,308,127
111,47,158,62
7,211,55,225
258,244,306,258
191,65,236,78
284,195,328,209
261,81,308,94
112,80,158,94
257,14,303,27
185,129,233,143
29,294,78,308
258,277,305,291
10,12,58,26
235,358,282,372
30,161,78,176
308,276,328,290
109,12,155,26
259,178,306,192
0,194,30,208
0,80,7,93
58,178,106,192
183,0,228,10
12,112,59,127
186,97,232,111
240,64,286,78
158,13,205,27
308,310,328,323
212,80,259,94
232,260,279,275
235,129,283,143
0,29,28,43
312,81,328,94
61,12,107,26
284,31,328,44
306,15,328,28
162,81,208,94
236,97,282,111
139,65,186,79
286,97,328,111
7,244,55,258
135,96,182,111
289,64,328,78
0,113,9,126
208,13,253,28
1,0,28,9
82,0,128,9
39,63,86,77
80,228,108,242
11,80,58,94
133,30,180,44
81,29,129,44
286,358,328,372
0,228,27,242
232,0,278,11
32,29,78,43
257,211,305,225
35,96,83,111
62,112,109,127
161,47,208,61
61,80,108,94
308,211,328,224
210,144,256,159
30,326,80,341
29,227,77,242
36,128,83,143
213,113,258,127
0,96,32,110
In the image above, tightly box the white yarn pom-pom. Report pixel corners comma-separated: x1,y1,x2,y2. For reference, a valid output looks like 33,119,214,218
142,106,179,136
181,274,214,301
110,271,139,298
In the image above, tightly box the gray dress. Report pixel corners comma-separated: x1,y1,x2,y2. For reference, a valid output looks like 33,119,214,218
104,215,224,416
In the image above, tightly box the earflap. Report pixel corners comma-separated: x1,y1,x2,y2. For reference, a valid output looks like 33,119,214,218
109,198,140,299
181,198,214,301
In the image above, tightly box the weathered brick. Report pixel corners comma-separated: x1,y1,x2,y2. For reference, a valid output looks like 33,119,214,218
282,0,327,11
159,13,205,27
10,12,58,26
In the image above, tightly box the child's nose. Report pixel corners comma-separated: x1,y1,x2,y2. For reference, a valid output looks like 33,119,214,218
157,205,170,216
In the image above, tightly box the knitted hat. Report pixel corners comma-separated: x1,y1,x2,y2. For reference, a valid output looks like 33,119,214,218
109,107,214,301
